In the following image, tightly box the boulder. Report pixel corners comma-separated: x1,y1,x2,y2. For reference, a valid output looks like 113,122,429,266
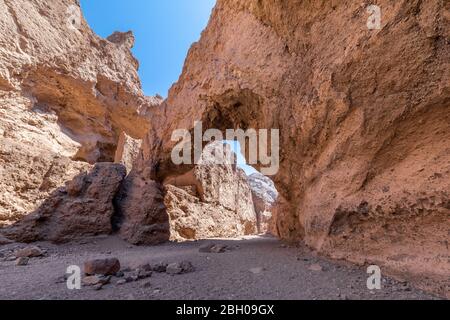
2,164,126,243
84,258,121,276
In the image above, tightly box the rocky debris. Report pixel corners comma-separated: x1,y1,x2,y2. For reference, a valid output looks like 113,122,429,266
166,261,195,275
54,275,69,284
127,0,449,296
247,172,278,235
15,257,29,266
14,246,44,258
84,258,121,276
82,275,111,287
0,235,12,245
135,262,168,273
132,268,153,280
116,279,127,286
164,143,258,242
1,164,127,243
199,243,229,254
150,262,169,273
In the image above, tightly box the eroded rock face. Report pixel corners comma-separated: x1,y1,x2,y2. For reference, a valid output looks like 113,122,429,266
133,0,449,295
0,91,92,225
2,163,126,243
116,172,170,245
247,172,278,234
165,143,257,241
117,143,257,244
0,0,158,224
114,132,142,172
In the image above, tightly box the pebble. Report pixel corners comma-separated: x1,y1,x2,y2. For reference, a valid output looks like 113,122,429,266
249,267,265,274
308,264,323,272
15,257,29,266
116,279,127,286
84,258,121,276
166,261,195,275
15,246,44,258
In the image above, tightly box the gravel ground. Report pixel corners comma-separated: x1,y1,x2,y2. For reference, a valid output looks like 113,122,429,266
0,235,442,300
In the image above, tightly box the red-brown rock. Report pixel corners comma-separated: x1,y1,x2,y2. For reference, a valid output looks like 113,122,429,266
84,258,121,276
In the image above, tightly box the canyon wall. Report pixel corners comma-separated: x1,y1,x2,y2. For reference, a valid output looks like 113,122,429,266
0,0,158,224
248,172,278,234
131,0,449,296
0,0,448,297
165,143,257,242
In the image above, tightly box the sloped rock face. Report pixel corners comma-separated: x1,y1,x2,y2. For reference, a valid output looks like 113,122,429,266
0,91,92,225
247,172,278,234
114,132,142,172
2,163,126,243
117,143,257,244
116,173,170,245
0,0,157,224
165,143,257,241
133,0,449,295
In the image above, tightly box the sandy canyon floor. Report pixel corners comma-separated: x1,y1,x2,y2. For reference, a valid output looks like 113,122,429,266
0,236,440,300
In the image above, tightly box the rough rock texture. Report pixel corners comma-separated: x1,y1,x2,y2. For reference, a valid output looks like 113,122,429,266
114,132,142,172
164,143,257,241
115,173,170,245
2,163,126,243
131,0,449,296
0,91,91,225
0,0,448,298
247,172,278,234
0,0,158,224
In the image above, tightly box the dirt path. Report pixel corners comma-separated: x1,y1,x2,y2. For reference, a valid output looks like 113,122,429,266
0,235,440,300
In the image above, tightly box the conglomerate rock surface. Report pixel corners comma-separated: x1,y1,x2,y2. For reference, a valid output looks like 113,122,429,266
2,163,127,243
0,0,159,224
0,0,448,298
129,0,449,296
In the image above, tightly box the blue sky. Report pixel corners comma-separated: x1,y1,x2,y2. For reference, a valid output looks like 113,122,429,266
80,0,216,97
80,0,257,175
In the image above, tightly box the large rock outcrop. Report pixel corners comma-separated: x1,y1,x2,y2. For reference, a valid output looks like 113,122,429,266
165,143,257,241
130,0,449,296
0,0,158,224
117,142,257,244
2,163,126,243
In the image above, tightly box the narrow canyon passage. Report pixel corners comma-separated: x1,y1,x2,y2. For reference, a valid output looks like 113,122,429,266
0,0,448,302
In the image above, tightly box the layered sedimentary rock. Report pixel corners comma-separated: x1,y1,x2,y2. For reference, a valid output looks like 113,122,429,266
247,172,278,234
165,143,257,241
0,0,157,224
3,163,126,243
131,0,449,295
